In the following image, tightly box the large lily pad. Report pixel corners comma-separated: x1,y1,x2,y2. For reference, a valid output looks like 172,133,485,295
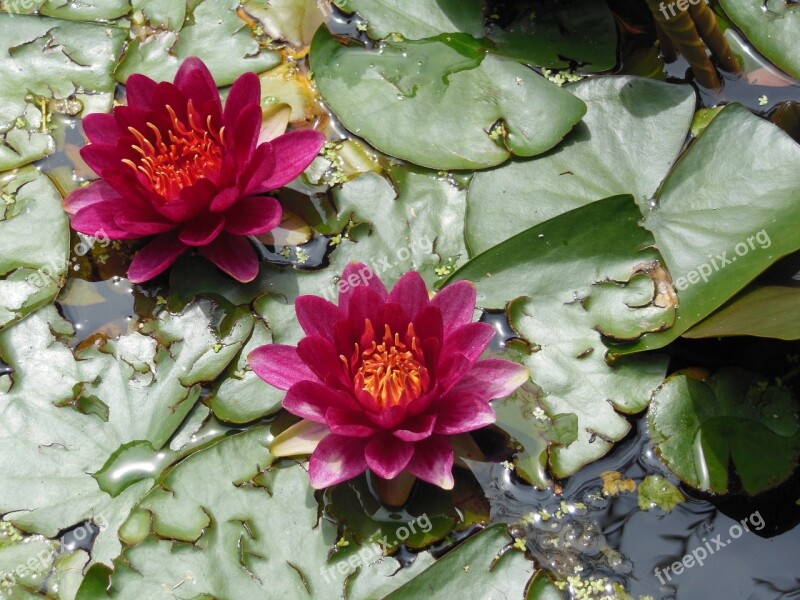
0,15,125,170
487,0,617,72
449,195,671,476
624,104,800,353
466,76,695,255
0,0,130,22
648,367,800,495
116,0,279,86
0,303,251,566
0,168,70,332
311,26,586,170
719,0,800,80
334,0,486,39
684,286,800,341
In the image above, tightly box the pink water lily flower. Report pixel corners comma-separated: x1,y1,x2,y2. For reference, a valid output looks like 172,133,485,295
64,57,326,283
250,263,529,490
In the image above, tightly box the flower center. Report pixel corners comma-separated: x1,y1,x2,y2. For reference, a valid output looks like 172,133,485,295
354,321,429,411
122,102,224,200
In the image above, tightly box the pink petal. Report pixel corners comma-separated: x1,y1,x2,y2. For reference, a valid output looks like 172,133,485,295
255,130,326,192
80,143,123,176
199,232,259,282
223,71,261,125
296,336,349,388
338,262,387,312
326,407,379,437
432,280,477,336
64,180,121,214
72,201,141,239
224,196,282,235
249,344,318,390
127,233,188,283
179,214,226,246
174,57,221,116
462,359,529,399
309,434,369,488
436,353,473,395
365,433,414,479
405,435,455,490
393,413,436,442
388,271,429,319
229,104,262,169
124,73,158,110
295,295,346,338
433,390,496,435
442,322,495,364
284,381,358,424
348,286,387,334
82,113,120,145
151,179,217,221
240,143,276,196
115,209,176,236
210,187,239,213
411,306,443,346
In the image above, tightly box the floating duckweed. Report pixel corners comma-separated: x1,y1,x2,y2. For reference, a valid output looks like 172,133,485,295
296,248,310,264
513,537,527,551
540,67,585,87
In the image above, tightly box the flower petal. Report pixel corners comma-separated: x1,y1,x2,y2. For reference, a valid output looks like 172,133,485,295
326,407,379,437
229,103,262,169
199,232,259,282
255,130,326,192
296,335,349,388
442,322,495,364
174,57,221,115
249,344,318,390
270,420,330,457
393,413,436,442
80,143,123,176
82,113,120,145
223,71,261,125
127,233,188,283
295,295,346,338
210,186,240,213
432,280,477,336
405,435,455,490
284,381,358,424
115,209,176,237
151,178,217,221
462,359,529,399
258,104,291,144
388,270,429,319
72,201,141,239
179,214,226,246
365,433,414,480
309,434,369,488
124,73,159,110
64,180,121,214
223,196,282,236
433,390,496,435
338,262,387,312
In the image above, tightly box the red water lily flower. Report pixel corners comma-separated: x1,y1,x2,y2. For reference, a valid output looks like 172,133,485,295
250,263,529,490
64,57,325,283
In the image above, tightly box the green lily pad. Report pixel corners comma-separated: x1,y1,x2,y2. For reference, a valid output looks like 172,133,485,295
719,0,800,80
623,104,800,354
116,0,279,86
77,429,446,599
493,383,578,488
466,75,695,255
311,26,586,170
334,0,485,39
648,367,800,495
131,0,185,29
637,474,685,513
684,286,800,341
449,195,671,476
1,0,130,21
242,0,327,47
0,168,70,332
0,15,125,170
0,302,251,566
487,0,617,72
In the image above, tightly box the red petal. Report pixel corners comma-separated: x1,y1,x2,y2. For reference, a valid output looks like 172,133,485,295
179,214,226,246
151,179,217,221
405,435,455,490
124,73,158,110
82,113,120,145
115,210,176,237
460,359,529,399
64,180,120,215
80,143,123,176
127,233,188,283
254,130,326,192
284,381,358,423
198,232,259,282
309,435,369,488
365,433,414,479
338,262,387,313
249,344,319,390
174,57,222,117
223,71,261,125
228,104,262,169
223,196,281,235
326,407,378,437
295,295,346,338
296,335,349,388
432,280,477,336
72,201,141,239
442,322,495,364
388,271,429,319
433,390,496,435
393,413,436,442
210,186,239,213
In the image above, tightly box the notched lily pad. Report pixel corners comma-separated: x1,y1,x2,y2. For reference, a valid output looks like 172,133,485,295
311,26,586,170
648,367,800,495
